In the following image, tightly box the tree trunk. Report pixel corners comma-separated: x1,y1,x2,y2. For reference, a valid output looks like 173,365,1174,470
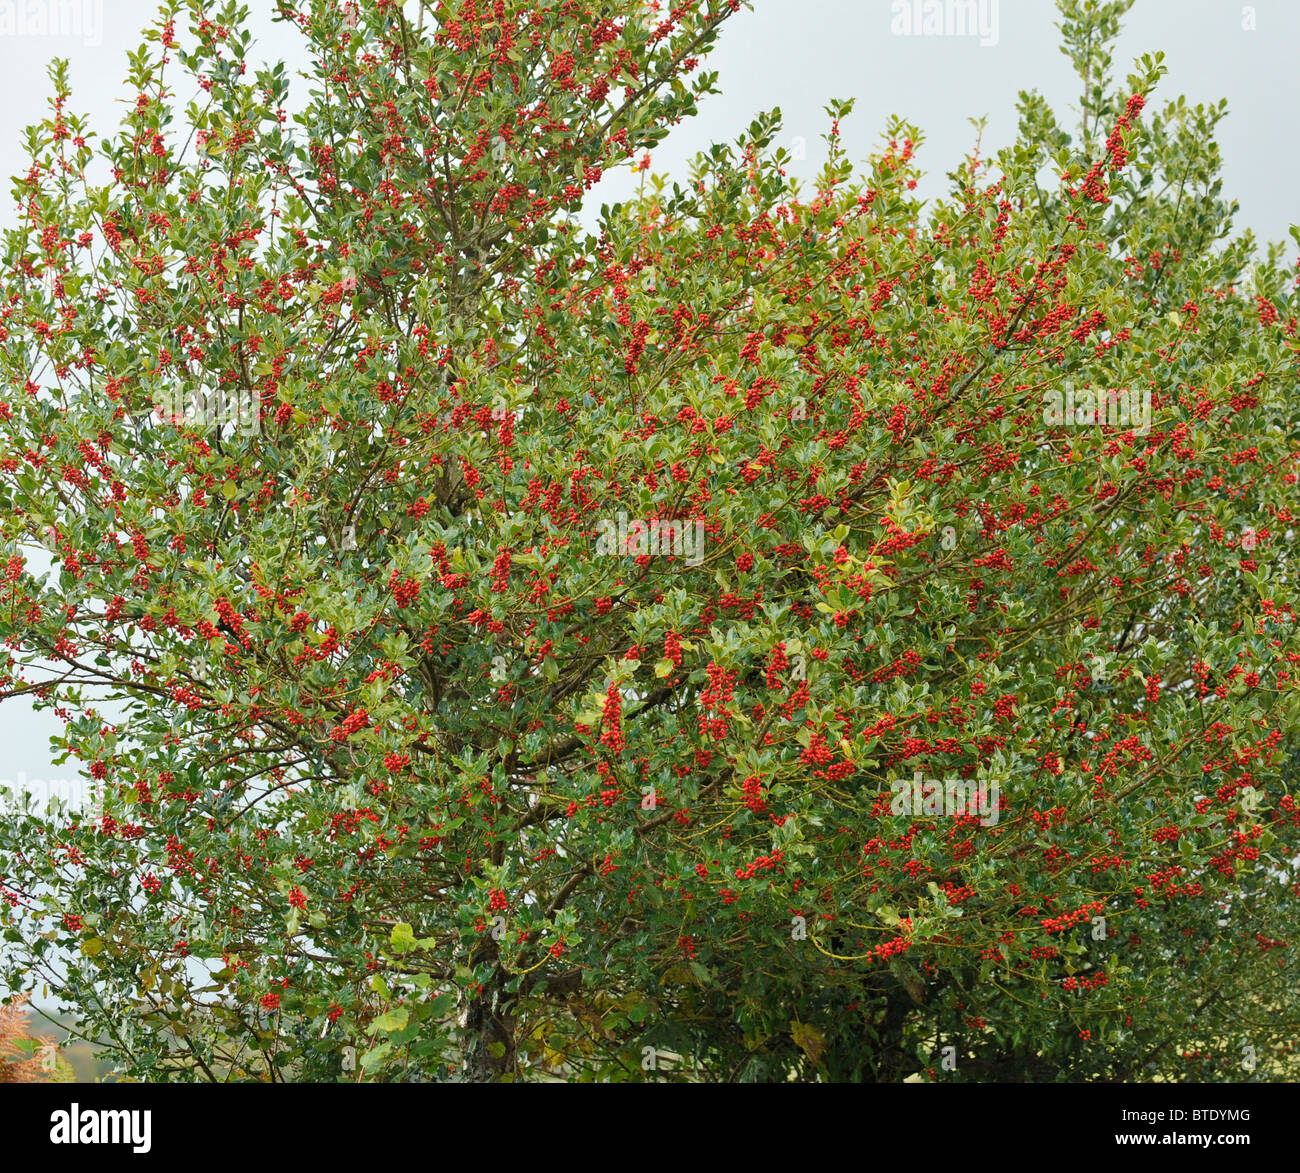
458,943,517,1081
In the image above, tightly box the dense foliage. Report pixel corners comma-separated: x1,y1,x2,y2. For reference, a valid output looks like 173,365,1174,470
0,0,1298,1082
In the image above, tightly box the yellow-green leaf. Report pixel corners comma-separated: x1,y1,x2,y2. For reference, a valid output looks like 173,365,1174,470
791,1021,827,1066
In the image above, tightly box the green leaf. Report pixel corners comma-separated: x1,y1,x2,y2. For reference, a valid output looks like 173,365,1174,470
370,1007,409,1034
390,922,416,953
428,993,456,1017
360,1042,393,1070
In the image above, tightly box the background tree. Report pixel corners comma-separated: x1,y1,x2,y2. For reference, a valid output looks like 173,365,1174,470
0,0,1297,1082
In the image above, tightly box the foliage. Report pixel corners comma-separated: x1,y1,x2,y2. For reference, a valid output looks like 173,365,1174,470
0,994,69,1082
0,0,1297,1082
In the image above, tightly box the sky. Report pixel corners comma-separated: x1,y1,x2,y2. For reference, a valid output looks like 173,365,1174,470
0,0,1297,803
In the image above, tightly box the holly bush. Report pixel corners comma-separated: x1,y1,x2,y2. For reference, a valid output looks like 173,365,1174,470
0,0,1297,1082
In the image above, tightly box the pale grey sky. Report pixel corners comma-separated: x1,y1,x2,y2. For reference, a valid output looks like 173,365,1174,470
0,0,1296,800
